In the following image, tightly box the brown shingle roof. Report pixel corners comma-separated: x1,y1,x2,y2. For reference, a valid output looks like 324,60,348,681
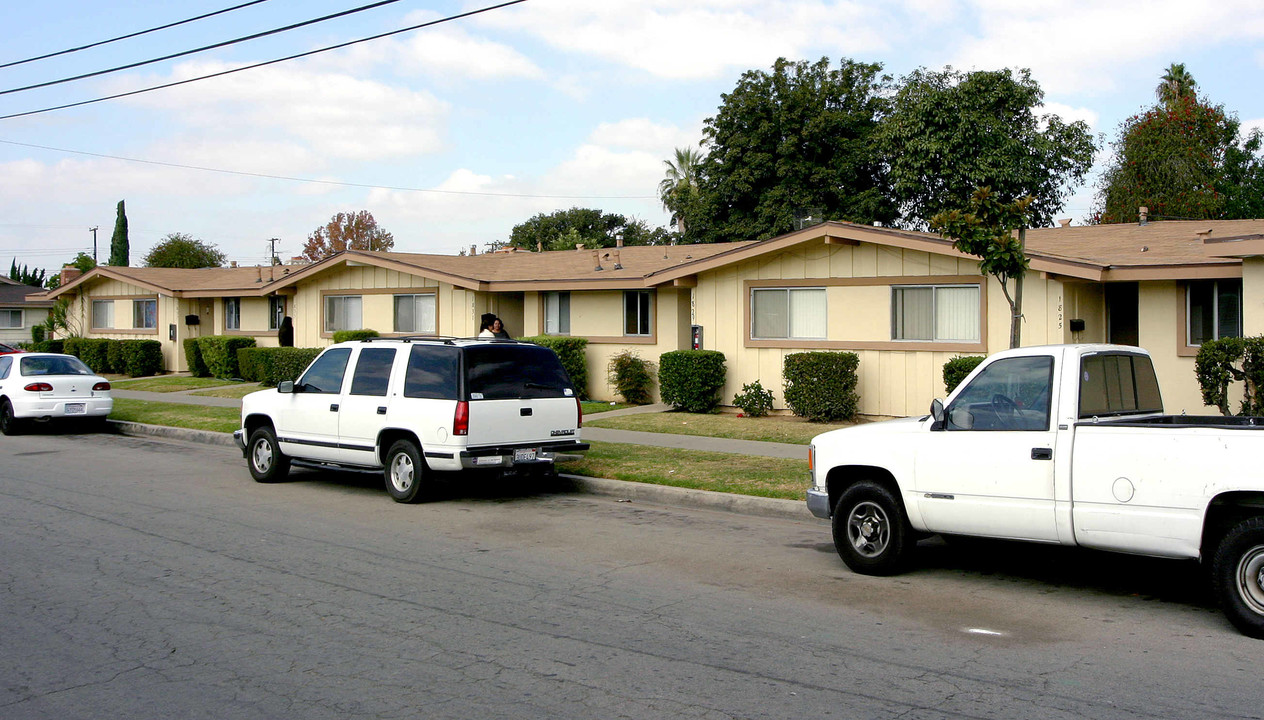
1024,219,1264,271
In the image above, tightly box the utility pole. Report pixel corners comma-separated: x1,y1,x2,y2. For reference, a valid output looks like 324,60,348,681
268,237,281,265
89,226,98,262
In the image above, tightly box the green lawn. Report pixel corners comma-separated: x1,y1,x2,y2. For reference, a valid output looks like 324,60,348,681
109,398,240,433
581,401,630,415
192,384,269,399
110,376,248,393
586,411,854,445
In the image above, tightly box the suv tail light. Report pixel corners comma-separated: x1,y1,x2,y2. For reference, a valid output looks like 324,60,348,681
93,381,111,392
576,396,583,428
453,400,469,436
25,382,53,392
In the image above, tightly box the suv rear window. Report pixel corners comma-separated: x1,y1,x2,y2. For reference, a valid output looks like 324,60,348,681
404,345,459,400
465,345,573,400
1079,353,1163,417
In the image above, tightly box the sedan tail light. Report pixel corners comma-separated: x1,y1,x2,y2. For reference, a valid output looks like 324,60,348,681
453,400,469,436
93,382,111,391
24,382,53,392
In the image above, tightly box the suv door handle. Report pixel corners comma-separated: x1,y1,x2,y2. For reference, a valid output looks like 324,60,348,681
377,406,387,415
520,408,532,416
1031,447,1052,460
330,404,339,412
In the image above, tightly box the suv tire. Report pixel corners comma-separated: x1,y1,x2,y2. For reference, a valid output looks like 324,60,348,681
385,439,429,503
248,427,291,483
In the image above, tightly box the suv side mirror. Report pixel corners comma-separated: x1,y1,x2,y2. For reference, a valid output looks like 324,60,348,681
929,399,946,431
278,380,295,394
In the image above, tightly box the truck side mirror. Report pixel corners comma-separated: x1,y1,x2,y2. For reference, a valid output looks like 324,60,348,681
278,380,295,394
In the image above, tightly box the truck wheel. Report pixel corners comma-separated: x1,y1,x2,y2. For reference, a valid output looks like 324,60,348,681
0,399,21,436
248,427,290,483
832,480,913,576
385,440,430,504
1213,517,1264,638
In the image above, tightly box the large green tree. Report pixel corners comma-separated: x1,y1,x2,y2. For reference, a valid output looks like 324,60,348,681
44,252,96,290
8,260,46,287
1094,65,1263,223
507,207,671,251
685,57,896,243
880,67,1095,229
143,233,226,268
108,200,129,266
301,210,394,262
658,146,704,236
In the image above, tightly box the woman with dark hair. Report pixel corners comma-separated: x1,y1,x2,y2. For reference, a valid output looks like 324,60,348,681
478,313,497,338
278,316,294,347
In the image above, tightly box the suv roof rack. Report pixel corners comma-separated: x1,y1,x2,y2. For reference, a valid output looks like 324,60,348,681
355,335,535,346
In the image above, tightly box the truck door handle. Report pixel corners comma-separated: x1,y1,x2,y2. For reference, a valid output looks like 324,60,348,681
330,404,339,412
1031,447,1052,460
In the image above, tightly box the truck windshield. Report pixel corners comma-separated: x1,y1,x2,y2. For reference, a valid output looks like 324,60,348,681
465,345,574,400
1079,353,1163,417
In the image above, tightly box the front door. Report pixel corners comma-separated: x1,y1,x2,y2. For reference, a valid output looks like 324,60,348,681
914,354,1060,541
337,346,399,466
274,347,351,462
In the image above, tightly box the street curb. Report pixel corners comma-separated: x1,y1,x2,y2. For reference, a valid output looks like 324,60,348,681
107,420,820,522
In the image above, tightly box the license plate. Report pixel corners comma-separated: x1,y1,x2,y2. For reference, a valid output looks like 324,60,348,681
513,448,537,463
65,403,86,415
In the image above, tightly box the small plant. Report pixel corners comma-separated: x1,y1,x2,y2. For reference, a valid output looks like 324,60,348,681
607,350,655,405
332,329,380,343
732,381,774,417
942,355,986,395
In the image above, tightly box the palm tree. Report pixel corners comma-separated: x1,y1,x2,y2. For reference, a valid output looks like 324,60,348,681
658,146,704,234
1156,62,1197,108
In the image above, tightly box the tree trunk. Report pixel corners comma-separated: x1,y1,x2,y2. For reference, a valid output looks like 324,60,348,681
1011,228,1026,349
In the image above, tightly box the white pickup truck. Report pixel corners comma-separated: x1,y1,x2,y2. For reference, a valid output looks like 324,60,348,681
807,344,1264,637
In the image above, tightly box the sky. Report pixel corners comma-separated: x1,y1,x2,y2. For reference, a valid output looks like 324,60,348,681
2,0,1263,275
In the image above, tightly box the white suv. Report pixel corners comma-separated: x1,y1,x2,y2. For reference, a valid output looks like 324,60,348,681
234,337,587,502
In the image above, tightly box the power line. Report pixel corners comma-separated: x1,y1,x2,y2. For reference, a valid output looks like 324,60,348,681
0,139,657,199
2,0,407,96
0,0,528,121
0,0,273,70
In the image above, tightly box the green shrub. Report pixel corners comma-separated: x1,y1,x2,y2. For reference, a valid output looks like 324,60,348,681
732,380,775,417
183,338,209,377
32,339,64,354
66,337,112,373
607,350,655,405
943,355,986,395
197,336,257,379
237,347,322,386
522,335,589,399
1195,336,1264,416
783,351,860,422
119,340,164,377
658,350,726,413
106,340,126,374
332,329,380,343
30,325,45,344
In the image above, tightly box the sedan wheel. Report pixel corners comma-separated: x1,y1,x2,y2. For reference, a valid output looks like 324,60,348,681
0,399,21,436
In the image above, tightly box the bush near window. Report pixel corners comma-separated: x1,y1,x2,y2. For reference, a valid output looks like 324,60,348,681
943,355,986,395
522,335,589,399
783,351,860,422
659,350,727,413
1195,336,1264,416
332,329,380,343
64,337,111,373
607,350,655,405
183,338,209,377
60,338,162,376
117,340,163,377
30,325,45,344
197,336,257,379
238,347,323,386
732,380,775,417
28,339,65,354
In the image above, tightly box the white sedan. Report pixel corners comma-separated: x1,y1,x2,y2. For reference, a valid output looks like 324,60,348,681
0,353,113,435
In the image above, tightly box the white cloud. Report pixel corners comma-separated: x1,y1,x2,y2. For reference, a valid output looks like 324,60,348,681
1038,102,1099,132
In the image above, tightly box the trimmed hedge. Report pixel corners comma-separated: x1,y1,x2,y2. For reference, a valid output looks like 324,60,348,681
658,350,726,413
238,346,322,386
943,355,986,395
332,329,381,343
197,336,257,379
183,338,209,377
60,337,162,376
521,335,589,399
30,339,65,354
64,337,111,373
783,351,860,422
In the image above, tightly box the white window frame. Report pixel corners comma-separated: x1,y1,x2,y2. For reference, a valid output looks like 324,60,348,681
1186,279,1242,346
324,295,363,333
623,291,652,337
544,291,570,335
393,293,437,335
92,300,114,329
133,299,157,329
750,287,827,340
0,309,21,329
225,298,241,331
891,284,980,342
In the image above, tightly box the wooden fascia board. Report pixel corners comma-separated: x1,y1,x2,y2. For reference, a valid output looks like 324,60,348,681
486,277,653,292
1099,263,1241,282
46,268,176,299
1203,237,1264,258
262,253,486,292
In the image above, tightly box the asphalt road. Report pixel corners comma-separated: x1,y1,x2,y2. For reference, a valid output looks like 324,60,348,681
1,429,1260,720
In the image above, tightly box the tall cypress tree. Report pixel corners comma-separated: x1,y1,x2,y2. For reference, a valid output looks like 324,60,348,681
109,200,129,266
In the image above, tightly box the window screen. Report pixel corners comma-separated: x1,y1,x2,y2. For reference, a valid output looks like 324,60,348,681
1079,353,1163,418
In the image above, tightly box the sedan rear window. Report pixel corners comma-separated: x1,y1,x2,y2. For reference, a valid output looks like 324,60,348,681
464,345,574,400
21,355,93,376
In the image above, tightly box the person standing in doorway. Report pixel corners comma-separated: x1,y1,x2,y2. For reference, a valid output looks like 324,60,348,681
278,316,294,347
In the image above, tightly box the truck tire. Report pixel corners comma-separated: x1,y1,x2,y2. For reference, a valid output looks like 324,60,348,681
385,439,430,504
832,480,913,576
1212,516,1264,638
248,426,290,483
